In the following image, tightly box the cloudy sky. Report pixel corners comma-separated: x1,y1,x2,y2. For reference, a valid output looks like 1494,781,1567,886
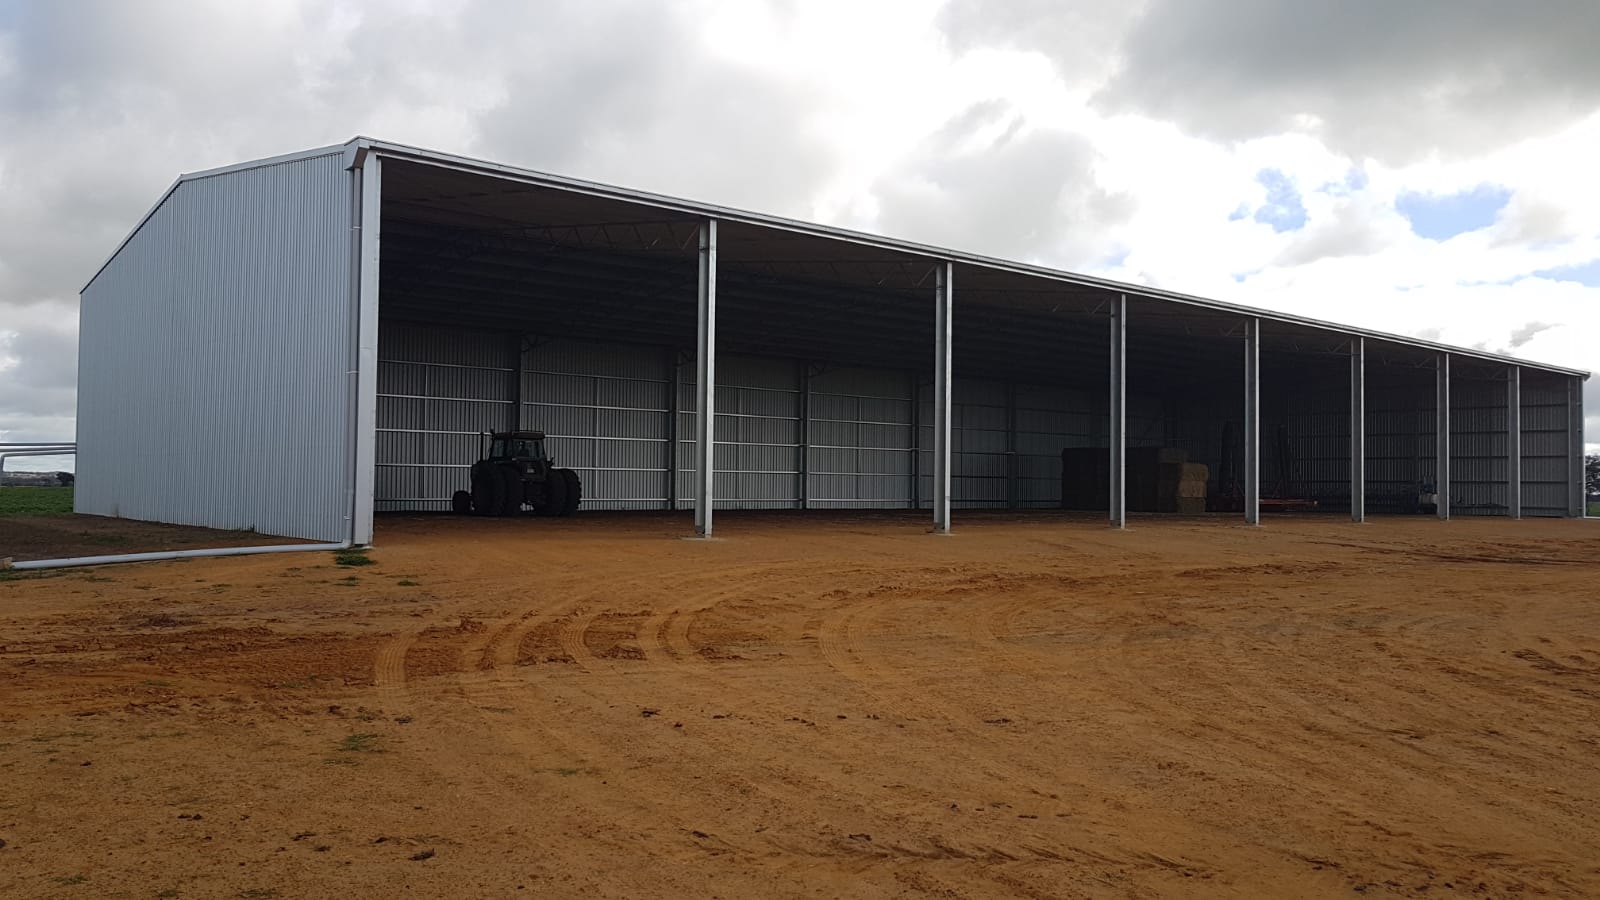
3,0,1598,469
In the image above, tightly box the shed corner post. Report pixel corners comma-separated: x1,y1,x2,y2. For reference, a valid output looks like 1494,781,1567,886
1350,337,1366,524
694,219,718,537
1243,317,1261,526
932,261,954,534
1437,352,1451,521
1571,374,1587,518
351,153,382,547
1508,366,1522,520
1109,294,1128,529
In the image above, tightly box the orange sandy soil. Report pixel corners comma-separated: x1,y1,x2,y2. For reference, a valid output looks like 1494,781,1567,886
2,511,1599,899
1,515,313,563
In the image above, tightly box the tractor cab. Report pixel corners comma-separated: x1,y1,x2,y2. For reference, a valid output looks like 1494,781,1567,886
487,430,549,464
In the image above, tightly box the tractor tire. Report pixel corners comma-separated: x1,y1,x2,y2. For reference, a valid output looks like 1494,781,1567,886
540,466,568,517
560,468,582,516
470,462,496,517
496,464,523,517
451,490,473,515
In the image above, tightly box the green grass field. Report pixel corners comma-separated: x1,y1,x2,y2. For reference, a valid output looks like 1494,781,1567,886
0,486,74,517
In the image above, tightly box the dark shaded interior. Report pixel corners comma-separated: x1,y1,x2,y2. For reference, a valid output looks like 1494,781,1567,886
375,157,1542,516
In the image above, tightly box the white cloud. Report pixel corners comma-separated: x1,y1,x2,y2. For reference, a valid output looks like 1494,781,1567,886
1,0,1596,460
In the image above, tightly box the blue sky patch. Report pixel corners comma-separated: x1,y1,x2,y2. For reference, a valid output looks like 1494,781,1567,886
1395,184,1510,241
1533,258,1600,287
1252,169,1306,232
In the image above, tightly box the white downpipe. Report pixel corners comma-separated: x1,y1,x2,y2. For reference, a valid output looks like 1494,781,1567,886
8,541,352,571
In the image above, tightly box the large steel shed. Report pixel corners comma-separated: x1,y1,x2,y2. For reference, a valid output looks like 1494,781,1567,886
75,138,1590,543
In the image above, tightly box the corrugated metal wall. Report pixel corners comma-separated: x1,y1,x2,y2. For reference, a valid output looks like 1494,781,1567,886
1366,381,1434,513
372,322,1576,518
1521,378,1570,516
809,366,917,508
1015,384,1100,508
1451,378,1507,516
528,340,672,510
76,151,354,541
375,323,516,511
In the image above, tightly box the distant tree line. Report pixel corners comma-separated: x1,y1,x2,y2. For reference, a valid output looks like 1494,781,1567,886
1589,454,1599,501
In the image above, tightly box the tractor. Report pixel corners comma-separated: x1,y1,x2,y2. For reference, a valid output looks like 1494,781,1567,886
451,430,581,517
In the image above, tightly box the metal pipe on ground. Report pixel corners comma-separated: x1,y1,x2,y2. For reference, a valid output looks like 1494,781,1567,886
5,541,353,572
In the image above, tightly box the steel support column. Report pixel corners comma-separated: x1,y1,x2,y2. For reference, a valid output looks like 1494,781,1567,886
509,334,526,431
1436,352,1451,520
667,348,680,511
1570,375,1587,518
1243,318,1261,526
932,262,954,533
799,361,812,510
351,154,382,547
1350,337,1366,523
1109,295,1127,529
1505,366,1521,519
694,220,717,536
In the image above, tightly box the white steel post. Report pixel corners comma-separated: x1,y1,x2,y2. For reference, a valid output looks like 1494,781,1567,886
352,154,382,547
1437,352,1451,520
1243,317,1261,526
694,220,718,536
1571,375,1587,518
1350,337,1366,523
932,262,953,533
1508,366,1522,520
1109,295,1127,529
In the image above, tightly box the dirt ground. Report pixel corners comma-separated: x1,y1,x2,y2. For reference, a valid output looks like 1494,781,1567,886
1,514,312,563
2,511,1598,899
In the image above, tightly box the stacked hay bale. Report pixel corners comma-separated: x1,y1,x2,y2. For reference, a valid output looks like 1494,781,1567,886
1174,462,1209,515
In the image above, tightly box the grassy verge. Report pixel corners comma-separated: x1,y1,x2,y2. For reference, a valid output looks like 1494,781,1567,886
0,486,73,517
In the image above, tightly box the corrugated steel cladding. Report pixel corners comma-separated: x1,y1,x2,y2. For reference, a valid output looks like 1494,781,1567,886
76,151,354,541
375,322,1176,511
375,321,1582,517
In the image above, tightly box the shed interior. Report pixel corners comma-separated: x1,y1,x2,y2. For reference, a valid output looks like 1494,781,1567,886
371,158,1559,517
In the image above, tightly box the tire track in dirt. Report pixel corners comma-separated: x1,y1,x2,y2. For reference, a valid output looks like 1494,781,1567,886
622,569,1084,889
446,570,830,869
371,623,427,713
811,577,1219,881
1206,618,1600,865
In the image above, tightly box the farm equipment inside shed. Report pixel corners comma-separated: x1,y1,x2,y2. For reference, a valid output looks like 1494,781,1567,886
452,430,582,517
